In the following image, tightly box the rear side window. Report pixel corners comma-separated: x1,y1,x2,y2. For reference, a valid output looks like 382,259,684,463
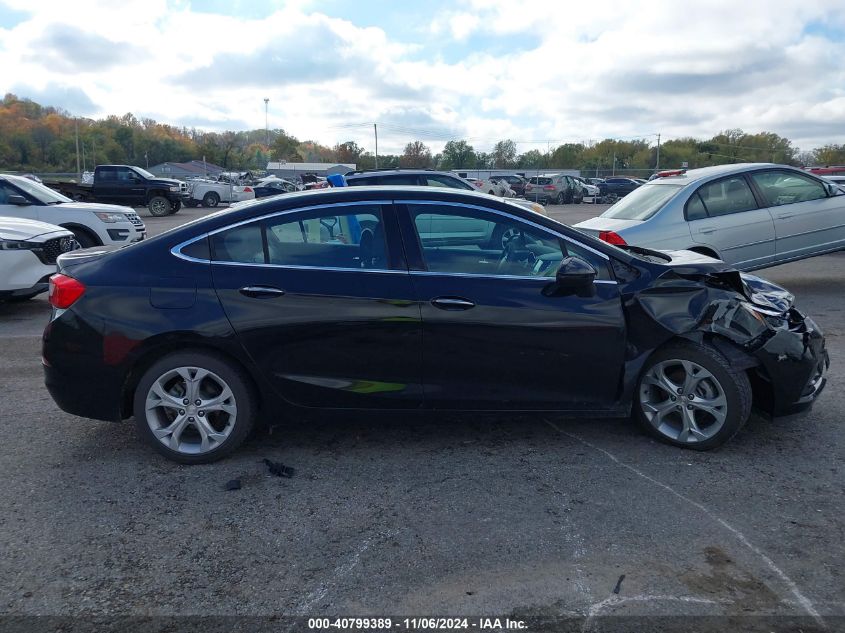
211,207,389,270
376,174,420,186
695,176,757,217
750,171,827,206
686,193,708,221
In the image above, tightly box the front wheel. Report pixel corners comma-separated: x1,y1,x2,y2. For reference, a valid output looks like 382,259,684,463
635,342,751,450
133,351,256,464
147,196,171,217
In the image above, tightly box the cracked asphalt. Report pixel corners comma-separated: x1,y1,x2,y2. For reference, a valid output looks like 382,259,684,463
0,202,843,631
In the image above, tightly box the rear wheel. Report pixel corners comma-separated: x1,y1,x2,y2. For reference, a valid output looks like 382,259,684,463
635,342,751,450
556,192,566,204
202,192,220,208
169,200,182,214
147,196,171,217
133,351,256,464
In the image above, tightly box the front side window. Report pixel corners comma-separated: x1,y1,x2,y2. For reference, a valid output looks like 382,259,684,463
695,176,757,217
211,206,388,270
751,171,827,206
409,204,607,279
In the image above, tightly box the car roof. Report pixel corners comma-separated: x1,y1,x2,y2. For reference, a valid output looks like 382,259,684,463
649,162,787,185
345,169,457,177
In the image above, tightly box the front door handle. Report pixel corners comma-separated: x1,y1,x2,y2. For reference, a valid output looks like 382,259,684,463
431,296,475,310
239,285,285,298
777,212,794,219
698,226,716,234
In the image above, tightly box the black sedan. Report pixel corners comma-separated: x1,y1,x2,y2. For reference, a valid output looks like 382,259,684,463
43,187,828,463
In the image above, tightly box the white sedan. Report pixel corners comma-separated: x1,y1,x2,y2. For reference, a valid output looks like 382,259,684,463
0,217,77,301
0,174,145,248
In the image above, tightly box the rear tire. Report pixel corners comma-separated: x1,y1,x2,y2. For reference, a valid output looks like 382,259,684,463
133,350,256,464
169,200,181,214
147,196,171,217
634,342,751,450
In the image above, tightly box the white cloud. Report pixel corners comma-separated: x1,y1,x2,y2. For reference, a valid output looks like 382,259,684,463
0,0,844,154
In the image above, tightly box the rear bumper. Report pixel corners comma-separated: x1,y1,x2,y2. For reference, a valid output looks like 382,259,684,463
42,316,125,422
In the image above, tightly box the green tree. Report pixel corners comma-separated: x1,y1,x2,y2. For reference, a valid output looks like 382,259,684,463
492,139,517,168
271,129,302,162
441,140,476,169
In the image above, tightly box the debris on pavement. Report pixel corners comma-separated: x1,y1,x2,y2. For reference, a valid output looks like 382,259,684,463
613,574,625,594
224,479,241,491
263,459,295,478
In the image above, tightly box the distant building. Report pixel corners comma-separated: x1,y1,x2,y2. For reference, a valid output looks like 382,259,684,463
267,161,356,179
149,160,226,179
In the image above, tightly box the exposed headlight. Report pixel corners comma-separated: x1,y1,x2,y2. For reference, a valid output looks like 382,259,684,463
0,239,39,250
169,185,181,192
94,211,126,223
739,301,785,325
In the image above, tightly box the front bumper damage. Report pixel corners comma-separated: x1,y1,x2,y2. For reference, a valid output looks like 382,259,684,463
630,267,828,417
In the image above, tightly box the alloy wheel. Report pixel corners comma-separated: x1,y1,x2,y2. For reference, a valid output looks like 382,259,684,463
144,366,238,455
638,359,728,444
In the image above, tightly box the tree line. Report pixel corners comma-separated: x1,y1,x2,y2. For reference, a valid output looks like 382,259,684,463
2,93,844,175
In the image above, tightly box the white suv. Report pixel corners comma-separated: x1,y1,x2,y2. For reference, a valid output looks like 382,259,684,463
0,174,145,247
0,217,77,301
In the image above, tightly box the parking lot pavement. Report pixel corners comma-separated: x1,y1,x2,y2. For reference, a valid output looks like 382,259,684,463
1,203,843,626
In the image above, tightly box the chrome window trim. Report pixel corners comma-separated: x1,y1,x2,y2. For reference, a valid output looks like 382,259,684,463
204,260,408,274
410,270,617,284
399,199,610,261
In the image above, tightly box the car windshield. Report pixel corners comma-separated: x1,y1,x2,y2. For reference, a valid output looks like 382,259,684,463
601,183,683,221
132,167,156,179
7,176,71,204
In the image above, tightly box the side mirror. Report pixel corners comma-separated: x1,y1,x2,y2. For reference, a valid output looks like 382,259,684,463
555,256,596,289
7,194,29,206
826,182,842,196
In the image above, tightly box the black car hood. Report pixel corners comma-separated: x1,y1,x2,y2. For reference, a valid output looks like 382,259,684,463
148,178,182,187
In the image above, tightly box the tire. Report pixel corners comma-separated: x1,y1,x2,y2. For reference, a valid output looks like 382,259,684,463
147,195,171,217
635,342,752,450
202,192,220,208
169,200,182,214
68,227,99,248
556,192,566,205
184,199,199,208
133,350,256,464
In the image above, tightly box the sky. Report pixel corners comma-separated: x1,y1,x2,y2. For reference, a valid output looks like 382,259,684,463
0,0,844,156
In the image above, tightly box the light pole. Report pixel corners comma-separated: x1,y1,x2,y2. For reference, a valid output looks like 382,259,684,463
264,98,269,146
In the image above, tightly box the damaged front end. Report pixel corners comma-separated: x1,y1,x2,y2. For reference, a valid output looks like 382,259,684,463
625,250,828,417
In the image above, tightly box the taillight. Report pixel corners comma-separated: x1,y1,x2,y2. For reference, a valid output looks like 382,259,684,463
243,186,253,192
598,230,627,246
543,185,555,191
525,184,532,190
49,274,85,309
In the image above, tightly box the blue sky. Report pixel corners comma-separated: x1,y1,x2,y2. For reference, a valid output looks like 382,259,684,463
1,0,844,154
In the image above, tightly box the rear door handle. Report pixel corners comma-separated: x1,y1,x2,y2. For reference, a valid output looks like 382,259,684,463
431,296,475,310
239,285,285,298
698,226,716,234
777,212,794,219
